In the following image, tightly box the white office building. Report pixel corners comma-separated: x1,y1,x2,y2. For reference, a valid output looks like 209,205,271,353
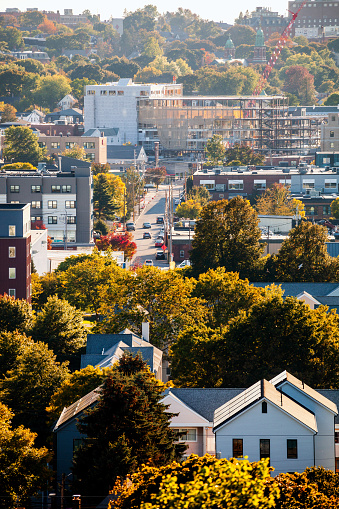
84,78,183,146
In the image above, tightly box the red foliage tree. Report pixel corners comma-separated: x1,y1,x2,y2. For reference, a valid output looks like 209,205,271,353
95,232,137,260
283,65,316,103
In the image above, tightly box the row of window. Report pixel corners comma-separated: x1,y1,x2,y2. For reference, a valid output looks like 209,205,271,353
10,185,72,193
31,200,76,209
88,89,125,96
48,216,76,224
305,205,331,215
232,438,298,460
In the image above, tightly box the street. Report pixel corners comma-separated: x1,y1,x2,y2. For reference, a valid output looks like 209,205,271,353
132,183,182,268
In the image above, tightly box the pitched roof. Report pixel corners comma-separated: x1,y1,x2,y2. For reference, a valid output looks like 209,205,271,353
270,371,338,414
54,388,101,431
251,282,339,297
107,145,146,160
213,378,317,433
83,128,119,137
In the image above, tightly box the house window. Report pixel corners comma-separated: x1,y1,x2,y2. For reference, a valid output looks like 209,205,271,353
100,90,107,95
48,200,57,209
260,439,270,462
287,439,298,459
8,247,16,258
67,216,76,224
323,205,331,215
118,90,124,95
9,225,16,236
219,194,224,198
302,180,315,189
180,250,185,258
62,185,72,193
8,289,16,298
31,185,41,193
173,429,197,441
330,143,335,148
109,90,116,95
254,180,266,190
51,142,60,149
336,458,339,473
38,142,46,148
10,185,20,193
48,216,57,224
87,153,95,161
305,206,316,215
330,131,334,137
51,185,61,193
262,401,267,413
65,200,76,208
9,268,16,279
229,181,244,190
335,432,339,444
31,201,41,209
232,439,243,458
87,90,95,95
323,158,330,164
325,180,337,189
66,142,76,149
83,142,95,149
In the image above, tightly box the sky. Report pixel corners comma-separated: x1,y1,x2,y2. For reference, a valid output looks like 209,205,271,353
6,0,290,25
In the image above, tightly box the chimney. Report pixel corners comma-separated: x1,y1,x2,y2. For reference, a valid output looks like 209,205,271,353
142,322,149,342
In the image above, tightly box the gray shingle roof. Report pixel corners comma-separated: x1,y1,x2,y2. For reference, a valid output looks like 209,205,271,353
54,388,101,431
251,282,339,297
83,128,119,137
107,145,145,160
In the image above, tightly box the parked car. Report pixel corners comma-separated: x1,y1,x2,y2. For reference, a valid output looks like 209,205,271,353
126,222,135,231
155,238,164,247
177,259,191,268
156,250,166,260
156,216,164,224
143,232,151,239
143,222,152,229
144,259,153,266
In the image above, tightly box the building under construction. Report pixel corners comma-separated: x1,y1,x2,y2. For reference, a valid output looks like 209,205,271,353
137,95,320,156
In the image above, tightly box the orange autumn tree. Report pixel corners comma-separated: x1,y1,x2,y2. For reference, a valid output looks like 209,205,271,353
95,232,137,260
37,18,57,34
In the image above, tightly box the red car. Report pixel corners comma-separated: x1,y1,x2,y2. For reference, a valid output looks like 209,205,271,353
155,238,164,247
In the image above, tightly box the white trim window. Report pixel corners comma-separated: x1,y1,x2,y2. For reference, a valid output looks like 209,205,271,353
302,179,315,189
228,180,243,190
253,180,266,190
173,428,197,442
325,179,337,189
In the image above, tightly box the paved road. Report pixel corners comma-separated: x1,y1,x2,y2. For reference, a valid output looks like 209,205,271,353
132,183,182,268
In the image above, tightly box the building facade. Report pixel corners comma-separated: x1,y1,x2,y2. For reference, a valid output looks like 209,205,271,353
239,7,289,38
0,203,31,302
289,0,339,38
38,134,107,164
321,112,339,152
0,157,93,248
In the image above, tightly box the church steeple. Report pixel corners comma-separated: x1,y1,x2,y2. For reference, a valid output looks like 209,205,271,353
224,35,235,60
253,25,266,63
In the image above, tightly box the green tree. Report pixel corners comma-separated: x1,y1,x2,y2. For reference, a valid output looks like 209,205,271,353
0,403,51,509
205,134,225,165
225,25,257,46
113,455,277,509
143,36,163,59
0,341,69,443
331,197,339,219
72,352,186,500
3,126,46,166
175,199,202,219
0,331,31,379
93,173,119,220
30,295,87,363
225,143,265,166
71,77,97,100
61,144,87,160
1,104,17,122
144,167,167,189
256,183,305,216
122,167,145,218
190,197,263,278
187,184,210,206
0,26,23,50
273,221,333,282
0,294,34,333
325,92,339,106
33,74,72,110
19,10,45,27
91,162,110,175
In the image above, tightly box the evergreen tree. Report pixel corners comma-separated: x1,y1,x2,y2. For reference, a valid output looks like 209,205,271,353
72,352,186,499
93,173,119,219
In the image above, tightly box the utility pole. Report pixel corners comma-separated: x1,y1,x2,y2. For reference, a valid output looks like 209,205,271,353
267,226,270,255
184,173,187,201
123,187,126,230
60,473,65,509
132,180,135,222
169,183,173,263
65,211,68,251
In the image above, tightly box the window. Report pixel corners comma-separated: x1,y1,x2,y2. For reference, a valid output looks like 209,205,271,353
332,116,336,121
215,184,226,192
335,432,339,444
8,247,16,258
305,206,316,215
65,200,76,208
31,185,41,193
83,142,95,149
330,131,334,138
38,142,46,148
9,225,16,236
51,142,60,149
254,180,266,190
109,90,116,95
87,90,95,95
100,90,107,95
48,200,57,209
260,439,270,462
62,185,71,193
219,194,224,198
232,439,243,458
262,401,267,413
336,458,339,474
180,250,185,258
8,289,16,298
65,142,76,149
174,429,197,441
67,216,76,224
229,180,243,190
330,142,335,148
325,180,337,189
323,157,330,164
9,268,16,279
51,185,61,193
31,201,41,208
118,90,124,95
10,185,20,193
302,180,315,189
11,201,19,204
48,216,57,224
287,439,298,459
323,205,331,215
31,216,42,222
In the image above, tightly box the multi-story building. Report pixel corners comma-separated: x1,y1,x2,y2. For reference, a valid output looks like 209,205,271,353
59,9,91,27
38,134,107,164
0,203,31,302
289,0,339,38
321,112,339,152
238,7,289,38
0,157,93,248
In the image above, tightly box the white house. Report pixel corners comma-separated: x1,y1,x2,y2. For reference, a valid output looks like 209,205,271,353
214,371,338,475
58,94,77,110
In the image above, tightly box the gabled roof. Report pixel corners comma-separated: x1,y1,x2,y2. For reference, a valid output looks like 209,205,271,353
107,145,146,160
83,128,119,137
163,390,212,426
270,371,338,414
296,291,321,305
54,387,101,431
251,282,339,297
213,378,317,433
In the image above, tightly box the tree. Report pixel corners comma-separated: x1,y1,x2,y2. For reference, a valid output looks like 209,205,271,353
283,65,316,104
0,294,34,333
96,232,137,260
0,331,31,379
93,173,120,219
0,26,23,50
143,36,163,59
225,143,265,166
175,199,202,219
33,75,72,110
113,455,277,509
331,197,339,219
1,104,16,122
72,352,186,499
3,126,46,166
256,183,305,217
225,25,256,46
37,18,57,34
122,167,144,218
61,144,87,160
325,92,339,106
273,221,333,282
30,295,87,364
190,197,263,278
187,185,210,206
19,10,46,27
71,77,97,101
0,341,69,443
205,134,225,165
91,162,110,175
0,403,51,509
144,167,167,188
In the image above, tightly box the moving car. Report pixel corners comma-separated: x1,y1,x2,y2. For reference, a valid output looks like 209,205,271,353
156,216,164,224
155,238,164,247
126,222,135,231
156,250,166,260
144,259,153,266
143,222,152,229
143,232,151,239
